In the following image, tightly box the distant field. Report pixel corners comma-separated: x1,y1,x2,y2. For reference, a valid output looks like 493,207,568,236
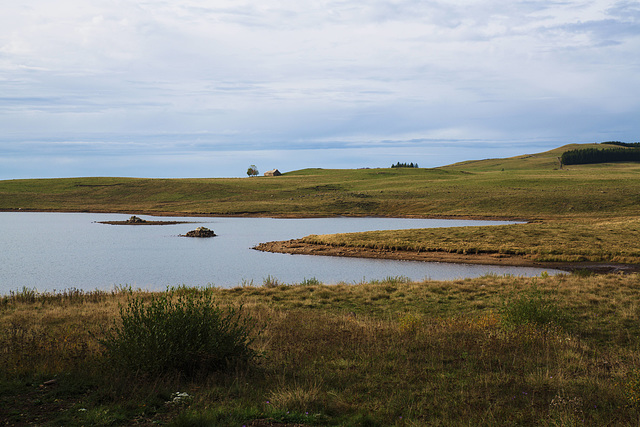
1,143,640,219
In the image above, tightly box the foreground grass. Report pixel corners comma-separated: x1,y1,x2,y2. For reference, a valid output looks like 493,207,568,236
2,274,640,425
302,216,640,264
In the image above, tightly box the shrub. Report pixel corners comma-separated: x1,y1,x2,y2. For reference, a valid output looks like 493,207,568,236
99,291,259,376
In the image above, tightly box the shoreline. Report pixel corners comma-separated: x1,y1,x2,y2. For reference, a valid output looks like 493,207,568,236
0,208,533,222
254,239,640,274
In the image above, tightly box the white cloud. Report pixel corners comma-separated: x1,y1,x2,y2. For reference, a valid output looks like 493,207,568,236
1,0,639,178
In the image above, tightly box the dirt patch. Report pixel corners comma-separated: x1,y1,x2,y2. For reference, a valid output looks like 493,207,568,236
254,240,640,274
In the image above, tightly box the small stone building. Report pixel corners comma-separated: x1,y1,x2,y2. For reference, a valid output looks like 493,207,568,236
264,169,282,177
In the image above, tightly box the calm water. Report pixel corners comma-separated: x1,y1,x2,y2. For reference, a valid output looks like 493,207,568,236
0,213,559,294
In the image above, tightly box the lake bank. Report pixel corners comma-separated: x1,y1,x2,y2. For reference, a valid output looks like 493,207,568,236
254,239,640,273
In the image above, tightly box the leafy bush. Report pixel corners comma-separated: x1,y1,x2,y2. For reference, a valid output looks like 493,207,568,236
99,291,259,376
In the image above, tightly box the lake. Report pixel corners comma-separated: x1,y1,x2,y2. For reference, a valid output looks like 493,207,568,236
0,212,560,294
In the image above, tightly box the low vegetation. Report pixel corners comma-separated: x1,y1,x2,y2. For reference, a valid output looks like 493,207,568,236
2,273,640,425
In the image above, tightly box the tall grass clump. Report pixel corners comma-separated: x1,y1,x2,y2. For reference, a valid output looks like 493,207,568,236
299,277,322,286
263,275,281,288
99,291,259,376
501,285,570,329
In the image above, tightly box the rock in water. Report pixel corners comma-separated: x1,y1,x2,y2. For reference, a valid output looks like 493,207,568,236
182,227,216,238
125,216,146,224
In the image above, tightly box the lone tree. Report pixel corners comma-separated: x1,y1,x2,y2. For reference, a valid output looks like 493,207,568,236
246,165,259,177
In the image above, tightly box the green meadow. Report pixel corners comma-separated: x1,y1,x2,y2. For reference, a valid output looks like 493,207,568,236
1,143,639,220
1,142,640,425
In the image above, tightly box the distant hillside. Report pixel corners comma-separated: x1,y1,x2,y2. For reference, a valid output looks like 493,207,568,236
1,143,640,219
443,142,640,172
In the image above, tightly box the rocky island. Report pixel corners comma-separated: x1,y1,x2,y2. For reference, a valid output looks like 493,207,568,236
181,227,216,238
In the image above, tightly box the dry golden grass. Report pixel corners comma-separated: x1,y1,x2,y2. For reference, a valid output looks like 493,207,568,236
301,216,640,264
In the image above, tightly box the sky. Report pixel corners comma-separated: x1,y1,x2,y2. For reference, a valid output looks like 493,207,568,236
1,1,639,179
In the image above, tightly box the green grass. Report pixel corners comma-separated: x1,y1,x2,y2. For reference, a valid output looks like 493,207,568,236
2,274,640,425
2,143,640,219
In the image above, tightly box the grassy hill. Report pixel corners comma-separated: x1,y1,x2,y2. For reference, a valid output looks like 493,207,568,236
1,143,639,219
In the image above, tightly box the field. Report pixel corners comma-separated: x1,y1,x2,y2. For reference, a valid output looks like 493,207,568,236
2,143,640,425
1,143,639,220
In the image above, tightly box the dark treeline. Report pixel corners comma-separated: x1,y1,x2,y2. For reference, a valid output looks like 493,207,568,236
391,162,419,168
561,147,640,165
602,141,640,148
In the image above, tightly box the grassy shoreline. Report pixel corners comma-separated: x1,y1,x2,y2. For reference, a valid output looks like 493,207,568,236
285,216,640,267
253,239,640,273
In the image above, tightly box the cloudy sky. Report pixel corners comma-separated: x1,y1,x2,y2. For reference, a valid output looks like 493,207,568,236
1,1,639,179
